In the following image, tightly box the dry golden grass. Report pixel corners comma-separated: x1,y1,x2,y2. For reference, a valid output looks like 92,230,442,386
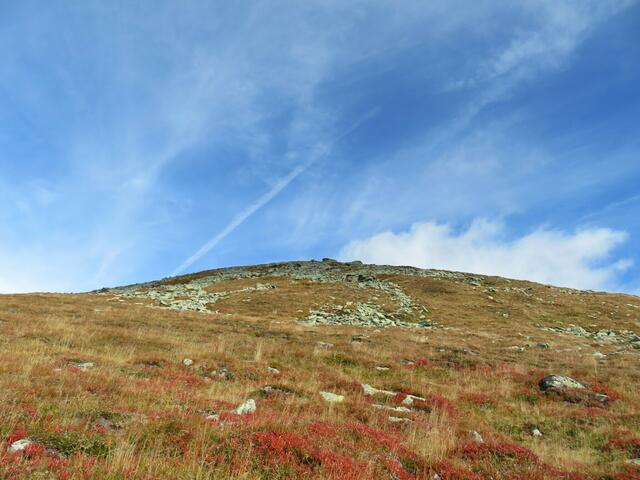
0,267,639,479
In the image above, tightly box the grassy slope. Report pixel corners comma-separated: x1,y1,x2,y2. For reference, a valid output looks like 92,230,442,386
0,265,639,479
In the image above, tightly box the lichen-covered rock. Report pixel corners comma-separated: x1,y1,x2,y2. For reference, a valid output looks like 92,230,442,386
539,375,585,391
8,439,33,453
235,399,256,415
320,391,344,403
71,361,95,371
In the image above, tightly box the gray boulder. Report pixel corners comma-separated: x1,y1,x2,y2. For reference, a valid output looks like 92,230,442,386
539,375,585,391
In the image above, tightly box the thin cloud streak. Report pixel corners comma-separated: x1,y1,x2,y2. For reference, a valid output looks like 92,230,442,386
171,109,378,276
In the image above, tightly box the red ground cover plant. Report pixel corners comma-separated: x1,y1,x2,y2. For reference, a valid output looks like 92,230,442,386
211,428,373,479
399,357,430,369
607,437,640,457
410,393,458,417
308,449,367,479
384,458,415,480
614,466,640,480
462,392,496,407
430,460,484,480
5,429,28,445
460,440,538,464
251,430,309,463
348,421,408,455
308,421,339,439
589,380,622,401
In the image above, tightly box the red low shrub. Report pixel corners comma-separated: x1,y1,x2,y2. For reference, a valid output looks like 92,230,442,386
607,437,640,457
460,441,538,464
384,458,415,480
348,422,404,453
590,381,622,401
431,460,484,480
252,431,307,459
411,394,457,417
5,429,27,445
462,393,496,407
314,450,367,479
308,421,338,439
614,466,640,480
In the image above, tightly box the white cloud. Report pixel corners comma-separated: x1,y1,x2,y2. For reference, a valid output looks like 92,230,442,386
339,219,633,291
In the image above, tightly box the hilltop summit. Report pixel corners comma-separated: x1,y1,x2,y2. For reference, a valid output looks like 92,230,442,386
1,260,639,479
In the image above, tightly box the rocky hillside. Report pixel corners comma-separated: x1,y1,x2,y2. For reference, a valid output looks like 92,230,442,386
1,259,640,479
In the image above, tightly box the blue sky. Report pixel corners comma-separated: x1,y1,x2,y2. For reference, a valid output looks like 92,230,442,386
1,1,639,293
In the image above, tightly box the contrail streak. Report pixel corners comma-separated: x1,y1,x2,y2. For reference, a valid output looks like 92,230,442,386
171,109,377,277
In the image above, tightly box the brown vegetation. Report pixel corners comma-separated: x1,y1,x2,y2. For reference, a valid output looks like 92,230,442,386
0,263,639,479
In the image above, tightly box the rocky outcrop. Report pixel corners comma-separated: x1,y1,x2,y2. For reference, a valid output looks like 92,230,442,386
301,302,436,329
111,282,275,313
99,260,441,329
541,324,640,346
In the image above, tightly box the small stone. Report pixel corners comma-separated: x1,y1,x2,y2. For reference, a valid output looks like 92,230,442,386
210,368,233,380
182,358,194,367
317,341,334,349
361,384,377,396
260,386,275,395
361,383,396,397
376,366,391,371
627,459,640,465
532,428,543,437
593,352,606,359
267,367,280,375
320,391,344,403
388,416,412,423
401,396,414,406
260,385,292,396
469,431,484,443
235,399,256,415
391,406,412,412
537,343,550,349
593,393,609,403
205,413,219,421
8,439,33,453
74,362,95,371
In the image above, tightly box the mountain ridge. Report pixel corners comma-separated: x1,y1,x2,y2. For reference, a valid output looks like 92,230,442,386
1,259,639,479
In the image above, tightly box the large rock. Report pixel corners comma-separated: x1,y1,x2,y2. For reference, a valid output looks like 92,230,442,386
539,375,585,391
